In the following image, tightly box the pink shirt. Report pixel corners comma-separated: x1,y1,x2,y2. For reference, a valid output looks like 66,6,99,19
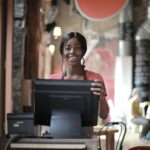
49,70,107,96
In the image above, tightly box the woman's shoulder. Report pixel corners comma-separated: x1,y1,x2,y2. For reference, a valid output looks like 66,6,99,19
85,70,104,81
48,72,62,79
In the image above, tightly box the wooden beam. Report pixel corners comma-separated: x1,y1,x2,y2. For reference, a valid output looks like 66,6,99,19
5,0,13,134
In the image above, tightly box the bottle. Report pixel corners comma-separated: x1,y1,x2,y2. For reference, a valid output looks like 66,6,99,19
134,1,150,102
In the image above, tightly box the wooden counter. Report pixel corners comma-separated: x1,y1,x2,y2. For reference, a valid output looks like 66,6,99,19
0,126,118,150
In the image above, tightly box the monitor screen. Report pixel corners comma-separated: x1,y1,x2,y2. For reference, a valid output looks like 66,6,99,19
32,79,99,138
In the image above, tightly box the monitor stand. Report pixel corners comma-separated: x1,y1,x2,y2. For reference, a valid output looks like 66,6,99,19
50,110,83,138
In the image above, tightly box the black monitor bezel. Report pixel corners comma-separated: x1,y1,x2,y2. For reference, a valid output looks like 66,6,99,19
32,79,99,127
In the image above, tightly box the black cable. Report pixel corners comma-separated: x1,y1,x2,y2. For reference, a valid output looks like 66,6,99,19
4,135,23,150
98,123,109,150
97,124,105,150
97,122,114,150
105,124,110,150
116,123,122,150
110,122,127,150
97,133,101,150
97,122,127,150
118,122,127,150
3,134,37,150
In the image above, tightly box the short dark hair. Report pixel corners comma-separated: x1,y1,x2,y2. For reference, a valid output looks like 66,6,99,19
59,32,87,56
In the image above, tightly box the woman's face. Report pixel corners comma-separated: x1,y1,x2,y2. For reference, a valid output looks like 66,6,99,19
63,37,83,67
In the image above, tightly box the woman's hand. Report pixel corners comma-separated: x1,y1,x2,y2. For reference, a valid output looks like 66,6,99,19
90,80,109,119
90,80,105,97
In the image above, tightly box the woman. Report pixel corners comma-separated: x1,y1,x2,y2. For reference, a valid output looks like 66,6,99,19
49,32,109,120
128,88,150,139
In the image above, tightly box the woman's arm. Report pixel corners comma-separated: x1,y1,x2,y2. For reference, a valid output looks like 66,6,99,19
91,80,109,119
98,94,109,119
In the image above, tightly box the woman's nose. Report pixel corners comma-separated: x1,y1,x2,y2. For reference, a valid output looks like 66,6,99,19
70,47,76,54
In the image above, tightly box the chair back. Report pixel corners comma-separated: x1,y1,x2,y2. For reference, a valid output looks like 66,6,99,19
129,146,150,150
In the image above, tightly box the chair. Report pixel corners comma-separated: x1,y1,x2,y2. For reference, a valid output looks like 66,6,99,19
129,102,150,133
140,102,150,118
129,146,150,150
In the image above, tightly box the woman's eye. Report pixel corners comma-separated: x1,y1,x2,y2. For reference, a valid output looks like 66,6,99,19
65,47,71,51
64,47,82,51
75,47,81,50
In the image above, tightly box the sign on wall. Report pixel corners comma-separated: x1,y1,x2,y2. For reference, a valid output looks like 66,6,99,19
75,0,129,21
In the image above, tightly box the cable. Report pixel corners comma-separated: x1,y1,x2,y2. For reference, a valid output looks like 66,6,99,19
97,122,127,150
118,122,127,150
4,135,23,150
111,122,126,150
116,124,122,150
3,134,37,150
97,122,113,150
105,124,112,150
97,136,101,150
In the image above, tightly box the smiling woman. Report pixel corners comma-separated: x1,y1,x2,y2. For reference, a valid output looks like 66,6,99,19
75,0,129,21
49,32,109,120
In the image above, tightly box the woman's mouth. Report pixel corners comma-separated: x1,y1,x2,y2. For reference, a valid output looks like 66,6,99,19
68,56,79,63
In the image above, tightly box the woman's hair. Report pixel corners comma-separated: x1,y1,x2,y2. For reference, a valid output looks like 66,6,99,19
59,32,87,56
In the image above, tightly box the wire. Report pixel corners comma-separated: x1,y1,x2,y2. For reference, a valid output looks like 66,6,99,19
98,123,106,150
97,122,127,150
97,122,113,150
118,122,127,150
105,124,112,150
111,122,126,150
4,135,22,150
116,124,122,150
3,134,36,150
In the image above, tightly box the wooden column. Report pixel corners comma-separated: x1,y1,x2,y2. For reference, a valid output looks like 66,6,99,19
5,0,13,134
0,0,7,136
24,0,42,79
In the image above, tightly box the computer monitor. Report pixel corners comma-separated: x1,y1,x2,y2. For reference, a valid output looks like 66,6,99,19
32,79,99,138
